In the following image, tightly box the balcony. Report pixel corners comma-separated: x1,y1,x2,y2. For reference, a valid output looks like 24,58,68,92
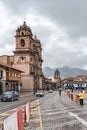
6,75,21,81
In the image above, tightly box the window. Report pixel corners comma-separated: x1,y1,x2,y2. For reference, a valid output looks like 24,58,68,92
31,58,32,61
0,71,3,78
21,57,24,60
22,32,24,35
20,39,25,46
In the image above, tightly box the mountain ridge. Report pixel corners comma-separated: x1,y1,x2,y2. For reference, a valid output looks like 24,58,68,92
42,66,87,79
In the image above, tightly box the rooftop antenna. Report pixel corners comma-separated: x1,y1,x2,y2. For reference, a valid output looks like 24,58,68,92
23,18,26,24
24,18,25,22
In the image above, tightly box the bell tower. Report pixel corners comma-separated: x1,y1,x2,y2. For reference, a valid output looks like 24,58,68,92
12,21,43,92
54,69,61,87
15,21,33,51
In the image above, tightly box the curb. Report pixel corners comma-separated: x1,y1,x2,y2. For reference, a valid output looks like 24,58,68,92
19,93,34,98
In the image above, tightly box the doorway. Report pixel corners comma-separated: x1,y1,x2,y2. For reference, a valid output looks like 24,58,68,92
0,82,3,94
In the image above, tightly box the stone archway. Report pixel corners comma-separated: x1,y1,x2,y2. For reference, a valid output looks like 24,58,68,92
16,82,18,92
0,82,3,94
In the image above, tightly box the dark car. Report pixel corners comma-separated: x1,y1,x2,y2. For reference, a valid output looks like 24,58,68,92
1,91,19,102
35,90,45,97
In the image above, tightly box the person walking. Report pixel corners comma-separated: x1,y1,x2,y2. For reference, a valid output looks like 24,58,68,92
59,88,62,96
77,90,85,105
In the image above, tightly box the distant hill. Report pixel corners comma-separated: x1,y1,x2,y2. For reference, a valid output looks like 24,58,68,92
42,66,87,79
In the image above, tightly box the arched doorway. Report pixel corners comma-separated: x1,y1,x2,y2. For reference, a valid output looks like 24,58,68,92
16,83,18,92
0,82,3,94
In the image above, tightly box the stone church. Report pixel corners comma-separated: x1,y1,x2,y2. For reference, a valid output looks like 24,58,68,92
54,69,61,87
0,21,44,92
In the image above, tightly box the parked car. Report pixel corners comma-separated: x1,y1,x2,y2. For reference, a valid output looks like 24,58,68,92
48,89,53,93
1,91,19,102
35,90,45,97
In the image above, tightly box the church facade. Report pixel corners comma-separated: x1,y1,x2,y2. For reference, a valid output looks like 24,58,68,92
0,21,44,92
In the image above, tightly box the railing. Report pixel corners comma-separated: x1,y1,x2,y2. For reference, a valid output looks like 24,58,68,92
6,75,21,81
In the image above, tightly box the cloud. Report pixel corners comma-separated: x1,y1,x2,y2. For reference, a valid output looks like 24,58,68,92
0,0,87,70
2,0,87,38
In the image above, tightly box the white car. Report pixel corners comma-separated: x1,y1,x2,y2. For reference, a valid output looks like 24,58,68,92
35,90,45,97
48,89,53,93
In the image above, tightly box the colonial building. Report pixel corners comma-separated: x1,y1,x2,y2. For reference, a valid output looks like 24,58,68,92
0,62,23,94
0,21,44,92
44,69,61,90
44,77,57,90
62,75,87,89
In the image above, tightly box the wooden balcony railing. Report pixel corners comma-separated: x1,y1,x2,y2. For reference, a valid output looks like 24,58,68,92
6,75,21,81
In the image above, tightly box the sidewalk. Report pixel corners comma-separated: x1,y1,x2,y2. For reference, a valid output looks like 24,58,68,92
0,91,34,99
19,91,34,98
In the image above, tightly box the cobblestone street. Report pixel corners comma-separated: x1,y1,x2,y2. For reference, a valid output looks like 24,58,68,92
27,91,87,130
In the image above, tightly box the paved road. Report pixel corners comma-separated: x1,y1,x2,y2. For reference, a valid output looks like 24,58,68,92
27,90,87,130
0,91,87,130
0,93,37,130
0,92,35,113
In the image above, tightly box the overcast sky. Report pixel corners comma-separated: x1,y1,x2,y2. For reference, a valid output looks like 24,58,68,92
0,0,87,69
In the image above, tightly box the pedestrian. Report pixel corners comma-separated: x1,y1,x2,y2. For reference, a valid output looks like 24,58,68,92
77,90,85,105
71,88,73,93
59,88,62,96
